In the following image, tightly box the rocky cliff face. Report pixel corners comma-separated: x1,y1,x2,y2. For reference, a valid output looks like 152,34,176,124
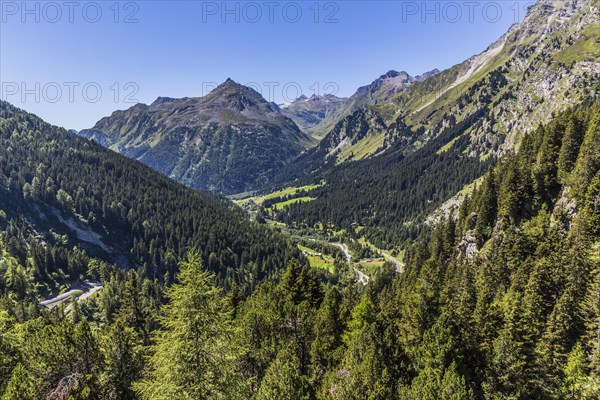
351,69,439,106
399,0,600,159
80,79,312,194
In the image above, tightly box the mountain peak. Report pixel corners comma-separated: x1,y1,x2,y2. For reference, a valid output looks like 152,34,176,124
352,69,414,99
206,79,268,108
216,77,244,90
151,96,177,106
79,79,311,194
380,70,410,80
210,78,263,96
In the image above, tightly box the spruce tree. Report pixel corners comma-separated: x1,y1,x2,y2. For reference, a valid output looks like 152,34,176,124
474,170,498,244
256,343,313,400
100,320,144,400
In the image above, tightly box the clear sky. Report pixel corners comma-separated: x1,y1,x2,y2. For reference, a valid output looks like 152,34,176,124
0,0,532,129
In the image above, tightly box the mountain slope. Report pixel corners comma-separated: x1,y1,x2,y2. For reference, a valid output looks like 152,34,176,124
0,101,300,291
393,103,600,399
395,0,600,156
80,79,312,194
285,0,598,170
269,0,599,247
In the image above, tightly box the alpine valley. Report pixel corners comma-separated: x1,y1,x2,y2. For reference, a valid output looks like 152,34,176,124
0,0,599,399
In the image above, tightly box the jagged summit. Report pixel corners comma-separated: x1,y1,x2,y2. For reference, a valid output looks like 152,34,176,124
213,77,250,92
279,0,599,174
281,68,440,139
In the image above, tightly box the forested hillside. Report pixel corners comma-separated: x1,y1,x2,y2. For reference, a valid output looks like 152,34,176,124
275,108,495,247
0,101,300,295
1,102,597,398
3,0,599,398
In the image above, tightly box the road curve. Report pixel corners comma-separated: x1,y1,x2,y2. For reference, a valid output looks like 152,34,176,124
332,242,370,285
39,281,103,311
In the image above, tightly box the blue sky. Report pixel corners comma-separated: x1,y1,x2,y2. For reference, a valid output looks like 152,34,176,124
1,1,532,129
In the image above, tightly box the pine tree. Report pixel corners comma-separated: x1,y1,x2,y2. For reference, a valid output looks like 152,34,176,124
561,342,589,399
100,320,144,400
234,283,286,396
579,170,600,240
400,313,473,400
583,271,600,376
326,295,395,399
119,270,150,344
304,267,324,308
280,259,306,305
534,121,564,205
474,170,498,244
574,107,600,197
533,285,581,395
311,288,343,379
135,251,234,399
440,362,473,400
279,259,322,307
499,155,528,222
224,280,242,318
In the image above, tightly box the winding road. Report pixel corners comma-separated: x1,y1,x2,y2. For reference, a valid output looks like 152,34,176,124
332,242,370,285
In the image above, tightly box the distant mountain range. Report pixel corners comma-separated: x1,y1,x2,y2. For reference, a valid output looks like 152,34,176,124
79,70,438,194
277,0,599,174
280,69,439,140
280,94,350,140
80,0,598,203
80,68,440,194
80,79,312,194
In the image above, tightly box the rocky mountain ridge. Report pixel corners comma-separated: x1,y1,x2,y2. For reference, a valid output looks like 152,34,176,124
291,0,599,167
280,68,439,140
